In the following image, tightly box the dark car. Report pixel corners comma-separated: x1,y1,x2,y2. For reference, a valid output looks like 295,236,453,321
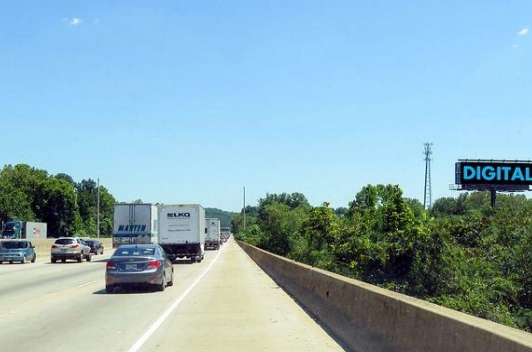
85,239,104,255
105,244,174,293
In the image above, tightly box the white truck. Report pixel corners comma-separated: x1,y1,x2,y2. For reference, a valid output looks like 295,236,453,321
112,203,159,248
205,218,221,250
1,221,47,239
158,204,205,263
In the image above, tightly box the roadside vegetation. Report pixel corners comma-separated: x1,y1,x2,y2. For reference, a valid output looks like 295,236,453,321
0,164,116,237
4,163,532,331
0,164,235,237
232,187,532,332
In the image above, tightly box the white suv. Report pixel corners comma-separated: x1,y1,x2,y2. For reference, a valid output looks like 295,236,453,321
51,237,92,263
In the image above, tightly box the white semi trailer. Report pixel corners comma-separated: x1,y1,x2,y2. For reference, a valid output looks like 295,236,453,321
158,204,206,263
1,221,47,239
112,203,159,248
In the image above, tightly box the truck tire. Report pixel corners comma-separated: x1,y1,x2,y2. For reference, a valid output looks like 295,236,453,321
51,258,56,263
61,258,66,263
86,254,91,262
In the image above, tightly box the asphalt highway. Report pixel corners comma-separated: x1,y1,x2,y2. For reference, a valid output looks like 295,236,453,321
0,239,345,352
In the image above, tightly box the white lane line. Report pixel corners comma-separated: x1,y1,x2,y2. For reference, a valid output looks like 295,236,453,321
77,281,96,288
127,250,223,352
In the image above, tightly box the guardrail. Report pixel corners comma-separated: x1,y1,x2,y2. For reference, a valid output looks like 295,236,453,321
238,241,532,352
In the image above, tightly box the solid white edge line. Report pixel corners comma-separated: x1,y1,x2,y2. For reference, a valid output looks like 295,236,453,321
77,281,96,288
127,249,224,352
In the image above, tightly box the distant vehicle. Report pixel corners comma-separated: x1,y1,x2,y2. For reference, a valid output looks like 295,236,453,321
205,218,221,250
112,203,158,248
1,221,47,239
85,239,104,255
158,204,206,263
105,244,174,293
0,239,37,264
51,237,92,263
220,227,231,242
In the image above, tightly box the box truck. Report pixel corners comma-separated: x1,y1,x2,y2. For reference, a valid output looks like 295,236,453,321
112,203,158,248
1,221,47,239
205,218,221,250
158,204,205,263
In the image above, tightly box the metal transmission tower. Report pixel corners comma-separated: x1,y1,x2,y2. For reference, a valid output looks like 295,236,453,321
423,143,433,209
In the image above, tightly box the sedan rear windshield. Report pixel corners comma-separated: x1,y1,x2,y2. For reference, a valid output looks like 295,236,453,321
114,248,156,256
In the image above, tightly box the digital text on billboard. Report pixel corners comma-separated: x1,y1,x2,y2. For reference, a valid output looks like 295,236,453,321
456,161,532,186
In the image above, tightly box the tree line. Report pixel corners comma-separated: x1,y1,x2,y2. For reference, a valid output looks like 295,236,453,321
231,186,532,332
0,164,116,237
0,164,238,238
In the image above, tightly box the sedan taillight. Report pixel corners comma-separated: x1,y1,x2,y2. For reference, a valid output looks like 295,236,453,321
106,261,116,270
147,260,161,269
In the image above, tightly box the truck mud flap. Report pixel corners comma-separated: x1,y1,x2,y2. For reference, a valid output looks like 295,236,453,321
161,243,202,262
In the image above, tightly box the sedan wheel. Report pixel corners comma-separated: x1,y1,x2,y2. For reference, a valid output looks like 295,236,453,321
157,274,166,292
167,269,174,287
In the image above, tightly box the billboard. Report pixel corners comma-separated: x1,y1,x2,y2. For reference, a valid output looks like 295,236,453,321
455,160,532,188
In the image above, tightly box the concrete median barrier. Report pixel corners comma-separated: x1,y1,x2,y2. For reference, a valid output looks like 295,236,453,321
238,241,532,352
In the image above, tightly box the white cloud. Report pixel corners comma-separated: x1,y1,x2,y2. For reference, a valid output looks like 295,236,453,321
69,17,82,26
518,28,529,36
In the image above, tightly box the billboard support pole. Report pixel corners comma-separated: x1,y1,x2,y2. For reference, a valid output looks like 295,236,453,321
491,189,497,208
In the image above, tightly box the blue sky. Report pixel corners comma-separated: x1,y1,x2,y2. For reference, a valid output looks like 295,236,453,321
1,1,531,212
